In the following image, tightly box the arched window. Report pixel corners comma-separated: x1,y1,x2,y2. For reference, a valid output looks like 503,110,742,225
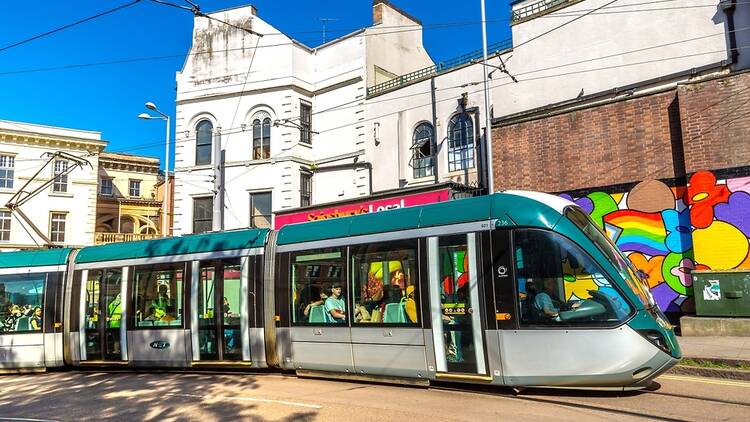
195,120,213,166
447,113,474,171
411,122,434,178
253,117,271,159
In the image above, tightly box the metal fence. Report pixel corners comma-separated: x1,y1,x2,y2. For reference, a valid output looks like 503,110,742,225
510,0,573,22
367,38,513,97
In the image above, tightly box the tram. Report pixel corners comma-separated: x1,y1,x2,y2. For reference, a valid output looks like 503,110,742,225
0,191,680,389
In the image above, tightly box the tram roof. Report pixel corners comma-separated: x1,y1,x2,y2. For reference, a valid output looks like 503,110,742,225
75,228,269,264
276,191,569,245
0,248,72,268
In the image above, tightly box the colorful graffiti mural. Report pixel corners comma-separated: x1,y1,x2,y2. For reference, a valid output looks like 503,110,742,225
562,170,750,315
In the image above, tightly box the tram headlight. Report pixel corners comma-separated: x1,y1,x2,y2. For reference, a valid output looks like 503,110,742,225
637,329,671,354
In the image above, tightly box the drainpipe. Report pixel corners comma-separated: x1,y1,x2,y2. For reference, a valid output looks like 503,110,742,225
430,77,439,184
722,0,739,64
465,106,483,192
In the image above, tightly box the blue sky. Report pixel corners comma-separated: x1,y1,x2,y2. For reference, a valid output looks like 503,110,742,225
0,1,512,168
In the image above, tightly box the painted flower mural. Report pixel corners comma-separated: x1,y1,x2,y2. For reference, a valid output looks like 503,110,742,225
563,170,750,316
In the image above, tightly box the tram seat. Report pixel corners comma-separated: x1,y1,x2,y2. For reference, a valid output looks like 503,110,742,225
15,316,30,331
383,303,406,323
308,305,327,323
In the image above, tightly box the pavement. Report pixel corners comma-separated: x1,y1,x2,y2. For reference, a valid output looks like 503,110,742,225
671,335,750,380
678,336,750,362
2,371,750,421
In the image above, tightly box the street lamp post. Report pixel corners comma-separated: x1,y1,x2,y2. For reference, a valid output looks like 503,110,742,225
138,102,171,237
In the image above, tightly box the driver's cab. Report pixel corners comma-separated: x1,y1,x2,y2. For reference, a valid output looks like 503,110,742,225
513,229,634,327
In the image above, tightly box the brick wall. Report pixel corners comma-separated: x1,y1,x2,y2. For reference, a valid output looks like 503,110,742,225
492,91,680,192
678,71,750,173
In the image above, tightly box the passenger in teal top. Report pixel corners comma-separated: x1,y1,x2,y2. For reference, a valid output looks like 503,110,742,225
325,284,346,323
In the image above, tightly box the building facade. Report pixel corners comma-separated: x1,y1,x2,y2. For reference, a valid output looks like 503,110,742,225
94,152,163,244
0,120,105,250
487,0,750,319
172,1,434,235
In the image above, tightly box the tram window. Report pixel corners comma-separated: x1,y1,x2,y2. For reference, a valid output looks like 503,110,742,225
350,240,419,325
514,229,632,326
133,265,184,328
291,248,347,325
0,274,45,333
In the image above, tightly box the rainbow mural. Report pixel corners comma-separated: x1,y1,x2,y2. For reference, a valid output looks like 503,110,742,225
562,170,750,316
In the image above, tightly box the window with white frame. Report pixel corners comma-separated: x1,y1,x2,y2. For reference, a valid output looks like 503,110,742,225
195,120,213,166
300,101,312,145
100,177,113,196
52,160,68,193
252,116,271,160
249,191,272,228
411,123,434,179
0,155,15,189
0,210,11,241
447,113,475,172
300,172,312,207
129,180,141,197
193,197,213,234
50,212,66,243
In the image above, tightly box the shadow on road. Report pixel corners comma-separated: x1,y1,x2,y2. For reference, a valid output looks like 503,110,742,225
0,370,318,421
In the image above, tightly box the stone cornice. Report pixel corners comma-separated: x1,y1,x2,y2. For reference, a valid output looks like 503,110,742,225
0,129,107,152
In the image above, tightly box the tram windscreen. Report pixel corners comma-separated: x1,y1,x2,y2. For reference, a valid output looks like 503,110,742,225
565,206,654,308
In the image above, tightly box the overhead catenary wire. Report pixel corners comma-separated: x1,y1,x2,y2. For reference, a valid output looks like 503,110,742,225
0,0,143,53
99,36,750,157
1,0,736,77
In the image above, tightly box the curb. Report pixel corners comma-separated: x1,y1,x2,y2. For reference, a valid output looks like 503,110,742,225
668,365,750,381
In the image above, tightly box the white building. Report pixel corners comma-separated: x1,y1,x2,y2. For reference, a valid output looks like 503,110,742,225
173,0,748,234
0,120,105,250
173,1,432,234
365,0,749,191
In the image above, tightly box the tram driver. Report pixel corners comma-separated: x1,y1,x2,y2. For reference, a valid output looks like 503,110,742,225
531,278,580,321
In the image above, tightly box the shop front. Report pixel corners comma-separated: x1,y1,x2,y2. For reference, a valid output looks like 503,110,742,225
274,183,478,229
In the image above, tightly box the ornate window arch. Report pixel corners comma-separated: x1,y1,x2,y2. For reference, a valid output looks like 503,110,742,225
411,122,434,178
195,119,213,166
447,113,474,171
251,110,271,160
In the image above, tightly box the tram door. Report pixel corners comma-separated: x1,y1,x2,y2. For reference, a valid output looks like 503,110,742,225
195,259,244,361
82,269,125,361
428,233,488,376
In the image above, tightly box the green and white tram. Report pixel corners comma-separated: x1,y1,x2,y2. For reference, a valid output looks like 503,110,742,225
67,229,269,367
0,248,69,371
0,191,680,389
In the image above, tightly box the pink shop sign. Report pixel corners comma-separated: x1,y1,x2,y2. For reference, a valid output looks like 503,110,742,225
274,189,452,228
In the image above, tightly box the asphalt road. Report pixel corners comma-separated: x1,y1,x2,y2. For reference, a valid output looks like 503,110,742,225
0,371,747,421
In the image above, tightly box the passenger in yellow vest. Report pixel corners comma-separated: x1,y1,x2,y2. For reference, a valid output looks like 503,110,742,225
152,285,171,320
405,285,418,323
107,293,122,328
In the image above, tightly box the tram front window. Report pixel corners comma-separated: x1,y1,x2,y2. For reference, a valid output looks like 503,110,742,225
565,206,654,308
133,265,184,327
514,229,632,326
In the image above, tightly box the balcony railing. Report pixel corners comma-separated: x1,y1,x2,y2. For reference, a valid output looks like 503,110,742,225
95,232,160,245
511,0,575,23
367,38,513,97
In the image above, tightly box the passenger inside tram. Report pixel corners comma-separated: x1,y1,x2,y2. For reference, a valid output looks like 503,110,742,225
30,307,42,330
325,284,346,323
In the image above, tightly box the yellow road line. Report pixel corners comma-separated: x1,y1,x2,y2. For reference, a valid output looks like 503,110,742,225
660,374,750,388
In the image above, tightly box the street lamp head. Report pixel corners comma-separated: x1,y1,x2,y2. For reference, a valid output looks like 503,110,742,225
145,102,157,111
138,113,153,120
